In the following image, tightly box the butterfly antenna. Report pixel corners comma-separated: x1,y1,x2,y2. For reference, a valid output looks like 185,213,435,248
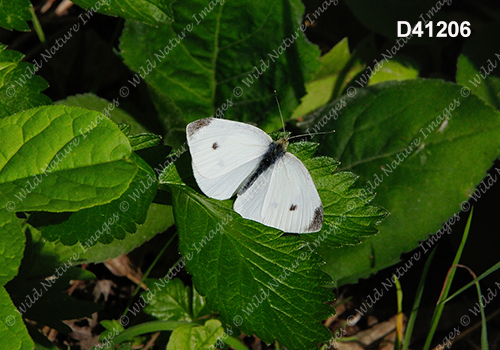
274,90,286,134
288,129,336,140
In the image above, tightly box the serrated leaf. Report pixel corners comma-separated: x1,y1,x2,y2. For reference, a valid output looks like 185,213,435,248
302,79,500,286
293,38,365,118
71,0,173,26
29,153,157,246
166,319,224,350
160,150,340,350
128,133,162,151
0,45,51,117
21,203,174,268
142,278,209,323
0,105,137,213
302,156,388,248
287,141,320,161
120,0,321,145
0,287,34,350
456,23,500,110
0,0,31,31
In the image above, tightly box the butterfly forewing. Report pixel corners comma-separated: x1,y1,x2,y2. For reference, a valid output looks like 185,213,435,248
186,118,271,200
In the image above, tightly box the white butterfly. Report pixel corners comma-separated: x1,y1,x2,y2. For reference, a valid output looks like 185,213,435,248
186,117,323,233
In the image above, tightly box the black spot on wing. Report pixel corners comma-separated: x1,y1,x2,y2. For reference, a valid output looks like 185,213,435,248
289,204,297,211
212,142,219,150
187,118,213,138
307,205,323,232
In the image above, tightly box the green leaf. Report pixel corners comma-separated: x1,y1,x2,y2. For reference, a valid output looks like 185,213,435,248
293,38,365,118
456,23,500,110
0,287,34,350
21,203,173,268
55,93,149,134
303,79,500,286
120,0,321,145
160,149,345,350
0,105,137,213
76,202,174,263
142,278,209,323
166,319,224,350
99,319,125,344
0,1,31,31
29,153,157,246
0,45,51,117
71,0,173,26
367,59,419,85
128,133,162,151
0,209,25,287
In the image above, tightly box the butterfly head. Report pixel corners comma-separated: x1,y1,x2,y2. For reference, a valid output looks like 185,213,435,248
274,136,289,152
270,131,291,147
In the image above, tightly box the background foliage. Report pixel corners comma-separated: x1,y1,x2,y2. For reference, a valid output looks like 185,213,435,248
1,0,500,349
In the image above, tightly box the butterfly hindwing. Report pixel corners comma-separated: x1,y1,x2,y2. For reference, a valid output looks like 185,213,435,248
235,152,323,233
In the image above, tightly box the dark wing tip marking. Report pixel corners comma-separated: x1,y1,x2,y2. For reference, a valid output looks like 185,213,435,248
307,205,323,232
289,204,297,211
212,142,219,150
187,118,213,138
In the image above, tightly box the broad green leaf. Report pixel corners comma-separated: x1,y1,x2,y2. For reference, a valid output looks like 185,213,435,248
166,319,224,350
5,228,100,333
456,23,500,110
0,287,34,350
71,0,173,27
22,203,174,267
29,153,157,246
0,105,137,213
302,79,500,286
368,59,419,85
120,0,321,145
0,45,51,117
142,278,209,323
293,38,365,118
56,93,149,134
160,144,382,349
0,208,24,287
0,0,31,31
